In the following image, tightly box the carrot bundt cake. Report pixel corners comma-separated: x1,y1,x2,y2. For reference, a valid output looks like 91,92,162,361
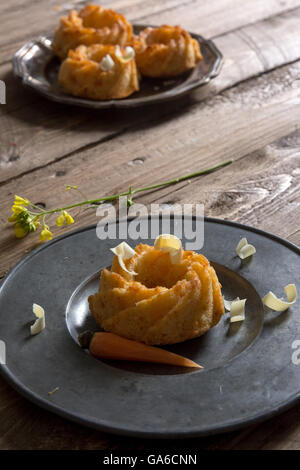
88,235,224,345
53,4,133,59
132,25,202,78
58,44,139,100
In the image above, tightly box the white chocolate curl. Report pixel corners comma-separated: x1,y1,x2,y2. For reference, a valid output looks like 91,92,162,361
154,234,183,264
236,237,256,259
224,297,246,323
115,45,135,62
111,242,137,276
31,303,46,335
123,46,135,60
262,284,297,312
100,54,115,71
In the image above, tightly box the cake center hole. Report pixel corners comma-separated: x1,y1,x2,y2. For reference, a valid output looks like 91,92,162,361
134,252,188,289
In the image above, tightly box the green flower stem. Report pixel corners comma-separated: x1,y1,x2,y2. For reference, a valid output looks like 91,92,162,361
132,159,233,194
34,159,233,216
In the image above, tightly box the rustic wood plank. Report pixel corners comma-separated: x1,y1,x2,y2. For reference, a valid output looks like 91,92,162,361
142,0,300,37
1,60,299,278
289,230,300,246
0,0,181,16
230,403,300,450
2,7,300,182
2,0,300,65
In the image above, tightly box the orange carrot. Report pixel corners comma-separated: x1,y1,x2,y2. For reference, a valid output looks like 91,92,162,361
78,331,202,369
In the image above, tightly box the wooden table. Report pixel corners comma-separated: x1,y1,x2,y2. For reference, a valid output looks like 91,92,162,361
0,0,300,450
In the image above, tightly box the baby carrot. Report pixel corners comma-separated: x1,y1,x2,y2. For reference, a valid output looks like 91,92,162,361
78,331,202,369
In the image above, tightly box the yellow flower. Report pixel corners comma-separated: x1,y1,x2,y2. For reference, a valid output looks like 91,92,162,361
14,195,30,206
11,204,27,215
8,204,29,223
40,227,52,242
56,211,74,226
56,213,65,227
8,214,18,223
64,211,74,225
14,223,28,239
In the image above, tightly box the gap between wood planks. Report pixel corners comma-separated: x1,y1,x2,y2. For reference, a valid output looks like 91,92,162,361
0,130,126,188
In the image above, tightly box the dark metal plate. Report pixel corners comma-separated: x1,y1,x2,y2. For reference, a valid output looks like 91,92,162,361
0,217,299,438
12,26,223,109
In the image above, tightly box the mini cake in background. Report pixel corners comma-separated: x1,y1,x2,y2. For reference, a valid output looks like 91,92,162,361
88,236,224,345
133,25,202,78
58,44,139,100
52,4,133,59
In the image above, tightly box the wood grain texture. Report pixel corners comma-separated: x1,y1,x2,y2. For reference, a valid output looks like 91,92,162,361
0,0,299,452
143,0,300,37
140,131,300,244
2,7,300,183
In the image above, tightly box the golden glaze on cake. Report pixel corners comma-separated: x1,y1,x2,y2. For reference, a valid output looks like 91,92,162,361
53,5,133,59
58,44,139,100
88,243,224,345
133,25,202,78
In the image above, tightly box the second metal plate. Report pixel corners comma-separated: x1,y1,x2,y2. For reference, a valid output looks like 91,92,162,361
12,26,223,109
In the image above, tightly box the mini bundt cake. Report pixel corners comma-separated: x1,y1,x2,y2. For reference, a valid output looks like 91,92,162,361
133,25,202,78
58,44,139,100
52,4,133,59
88,238,224,345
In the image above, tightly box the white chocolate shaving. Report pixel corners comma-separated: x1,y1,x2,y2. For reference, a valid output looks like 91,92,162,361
124,46,135,60
224,297,246,323
111,241,137,275
230,298,246,322
30,303,46,335
154,234,183,264
48,387,59,395
115,45,135,62
100,54,115,71
236,237,256,259
262,284,297,312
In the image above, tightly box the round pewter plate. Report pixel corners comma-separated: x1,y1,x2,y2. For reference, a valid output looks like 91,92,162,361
12,26,223,109
0,217,299,438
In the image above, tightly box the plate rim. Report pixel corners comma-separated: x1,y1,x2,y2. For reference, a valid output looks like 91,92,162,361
0,216,299,439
